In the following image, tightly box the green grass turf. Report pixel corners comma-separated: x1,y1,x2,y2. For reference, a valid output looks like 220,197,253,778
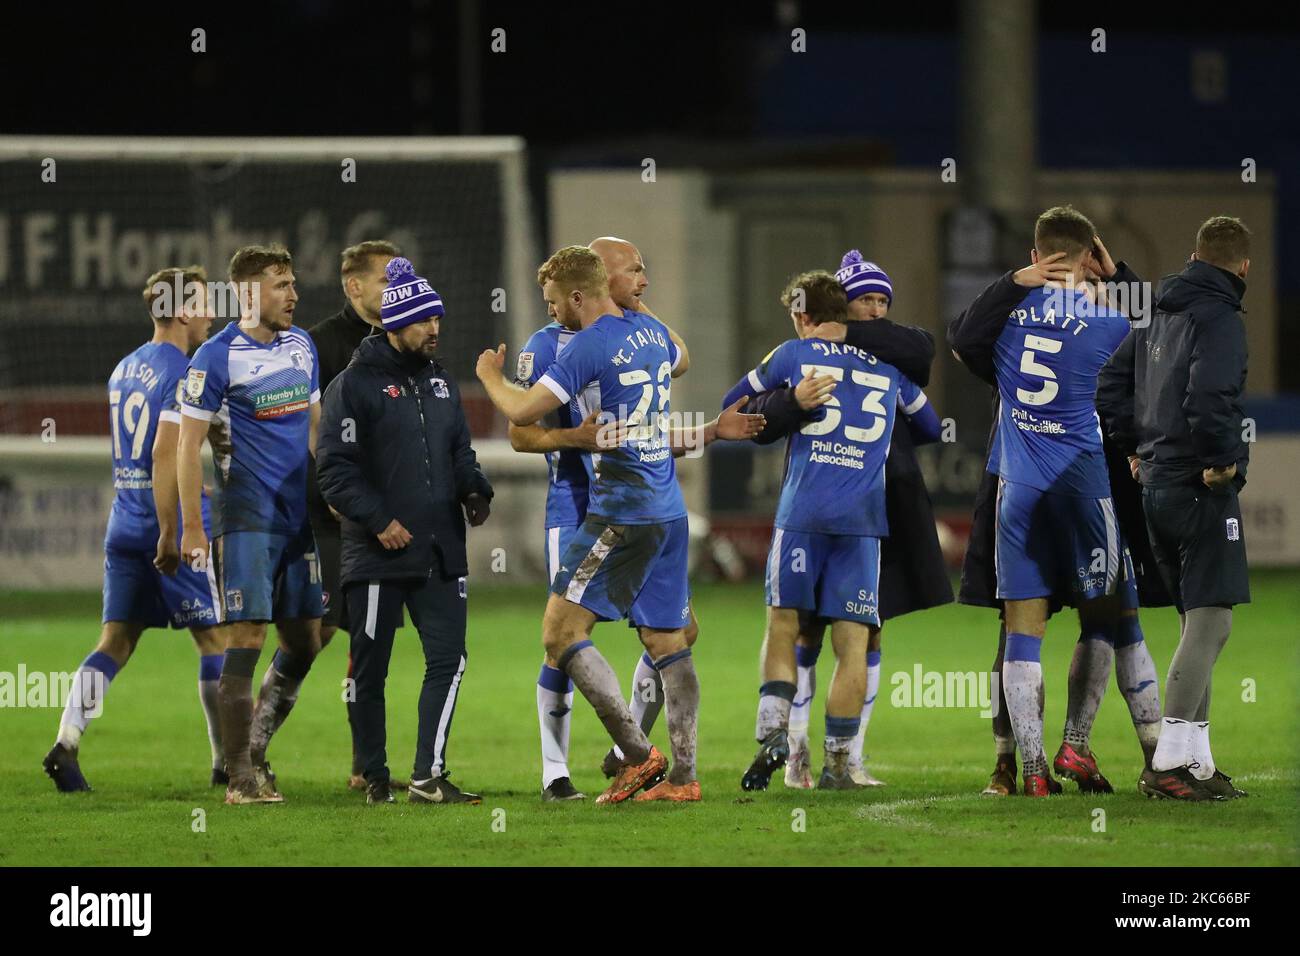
2,573,1297,867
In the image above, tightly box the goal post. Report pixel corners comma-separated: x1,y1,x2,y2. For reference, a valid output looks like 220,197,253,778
0,136,550,590
0,135,540,433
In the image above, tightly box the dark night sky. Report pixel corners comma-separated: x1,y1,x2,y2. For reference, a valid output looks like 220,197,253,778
5,0,1296,385
4,1,1295,141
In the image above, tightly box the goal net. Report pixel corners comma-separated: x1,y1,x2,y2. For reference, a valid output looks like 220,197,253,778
0,137,551,589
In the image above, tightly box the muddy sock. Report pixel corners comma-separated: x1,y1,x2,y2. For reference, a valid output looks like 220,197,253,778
1113,615,1161,767
756,680,796,740
824,715,860,777
613,651,665,762
249,648,313,765
218,648,260,782
559,641,650,764
629,651,664,735
1003,633,1047,779
1063,625,1113,749
656,649,699,785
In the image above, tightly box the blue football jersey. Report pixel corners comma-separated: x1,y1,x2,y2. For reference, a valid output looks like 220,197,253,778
515,322,598,529
727,337,909,536
989,286,1130,497
180,322,319,536
106,341,207,550
537,310,685,525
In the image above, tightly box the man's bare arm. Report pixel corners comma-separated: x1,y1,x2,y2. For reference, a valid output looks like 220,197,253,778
476,345,564,426
508,411,602,454
659,397,764,457
177,414,210,565
638,304,690,377
151,419,182,573
664,323,690,378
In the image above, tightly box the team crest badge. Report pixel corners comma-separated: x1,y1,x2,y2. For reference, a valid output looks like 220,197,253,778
516,351,534,381
430,377,450,399
1226,517,1240,541
185,368,207,400
289,348,307,371
225,589,243,612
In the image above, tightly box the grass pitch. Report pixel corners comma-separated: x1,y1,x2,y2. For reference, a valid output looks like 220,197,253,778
2,574,1297,867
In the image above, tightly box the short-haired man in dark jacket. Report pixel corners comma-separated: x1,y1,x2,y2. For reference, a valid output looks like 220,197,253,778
308,240,400,790
317,257,493,806
1097,216,1253,800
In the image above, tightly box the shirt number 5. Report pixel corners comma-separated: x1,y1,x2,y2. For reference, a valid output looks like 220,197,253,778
1017,335,1062,406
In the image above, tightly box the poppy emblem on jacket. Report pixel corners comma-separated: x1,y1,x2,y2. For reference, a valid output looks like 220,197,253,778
383,385,401,398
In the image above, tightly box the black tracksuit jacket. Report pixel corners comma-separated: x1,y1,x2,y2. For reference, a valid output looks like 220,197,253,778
316,335,493,586
306,302,383,523
1097,260,1249,491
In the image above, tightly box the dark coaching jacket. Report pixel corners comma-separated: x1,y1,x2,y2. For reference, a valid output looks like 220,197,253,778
306,302,384,522
1097,260,1249,491
316,335,493,585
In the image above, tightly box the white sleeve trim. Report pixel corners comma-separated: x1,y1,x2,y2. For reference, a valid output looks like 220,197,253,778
159,410,182,425
900,391,929,416
670,343,683,372
538,373,570,404
180,404,213,422
310,388,321,405
747,369,765,392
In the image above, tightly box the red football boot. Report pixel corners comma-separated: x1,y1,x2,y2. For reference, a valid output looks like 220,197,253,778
1054,742,1114,793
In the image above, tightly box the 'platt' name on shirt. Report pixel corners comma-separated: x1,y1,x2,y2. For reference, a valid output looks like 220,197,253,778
1007,305,1090,336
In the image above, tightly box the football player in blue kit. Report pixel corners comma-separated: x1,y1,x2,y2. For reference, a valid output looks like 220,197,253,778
510,236,698,801
44,266,226,792
477,245,761,804
976,207,1144,797
724,270,918,790
177,244,324,805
